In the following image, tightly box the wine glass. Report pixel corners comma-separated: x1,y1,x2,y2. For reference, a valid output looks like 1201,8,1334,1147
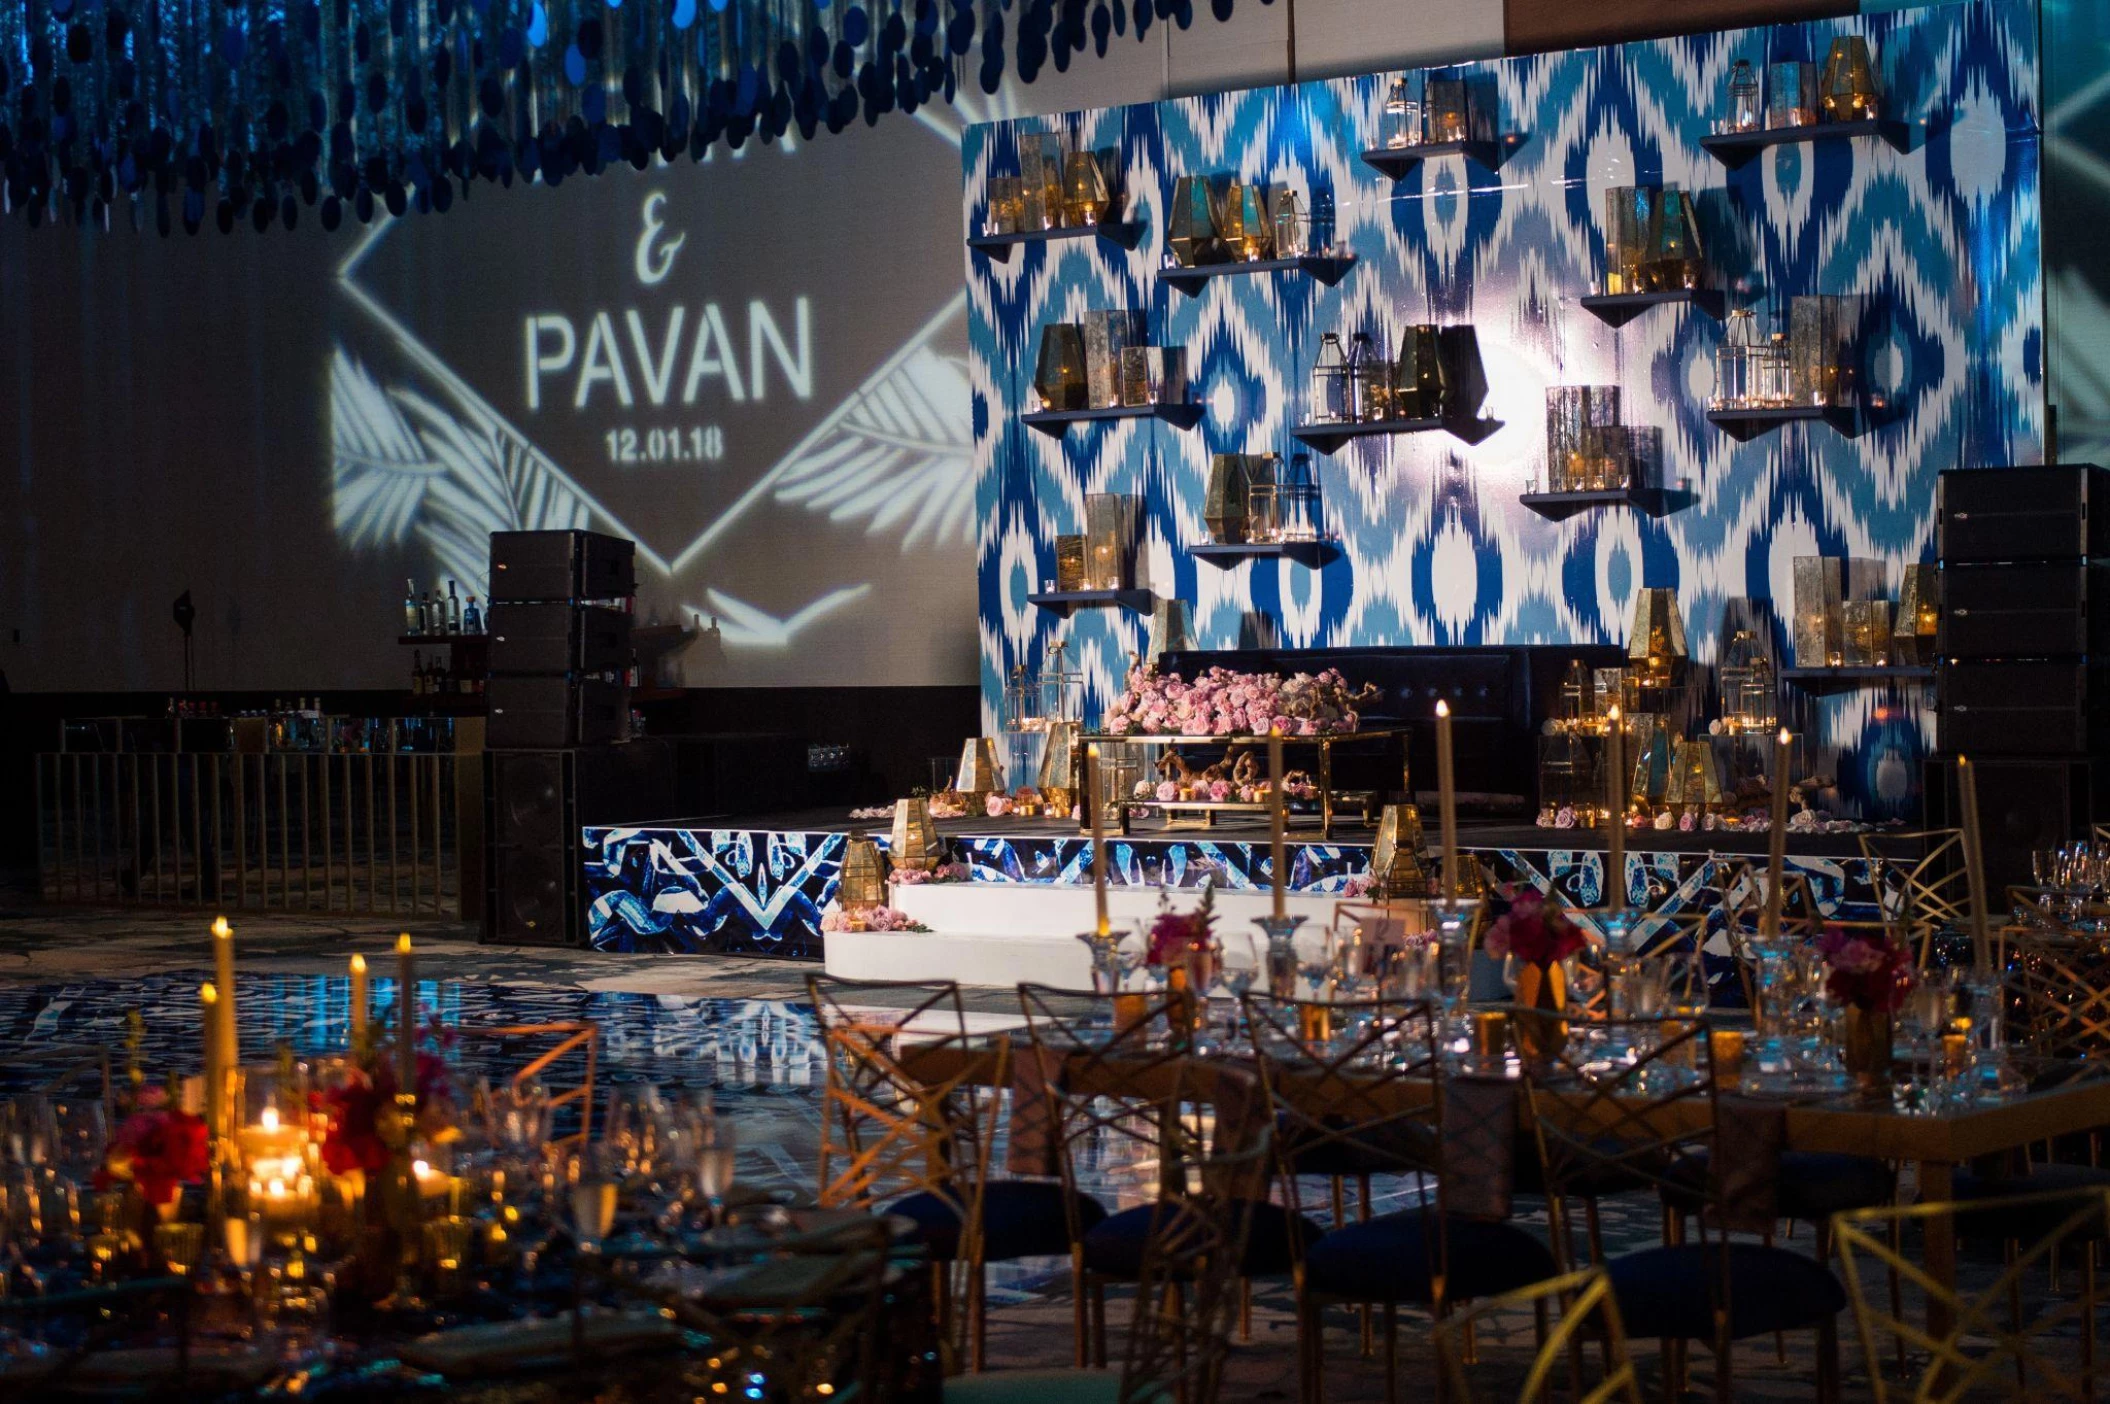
1215,929,1262,1049
566,1144,620,1255
695,1112,737,1229
47,1101,107,1186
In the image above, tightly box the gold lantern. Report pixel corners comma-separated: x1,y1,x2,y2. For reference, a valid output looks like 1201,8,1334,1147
1820,36,1879,121
1037,721,1079,797
1370,803,1431,899
1893,565,1939,666
1055,535,1087,592
1626,715,1675,811
1061,151,1113,226
954,737,1003,802
890,798,941,873
838,834,888,912
1626,588,1688,691
1663,741,1724,816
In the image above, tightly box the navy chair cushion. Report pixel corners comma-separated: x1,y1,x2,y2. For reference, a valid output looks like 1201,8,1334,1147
1301,1209,1557,1304
1081,1199,1319,1280
1660,1151,1891,1223
1949,1161,2110,1243
891,1180,1107,1261
1606,1242,1845,1340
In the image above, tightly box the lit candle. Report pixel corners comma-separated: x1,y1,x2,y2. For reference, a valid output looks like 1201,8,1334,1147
1957,756,1993,969
1435,701,1458,904
349,953,369,1050
1086,744,1109,937
1605,705,1625,909
1764,728,1792,938
211,916,238,1073
1268,735,1288,921
396,933,417,1094
199,982,223,1139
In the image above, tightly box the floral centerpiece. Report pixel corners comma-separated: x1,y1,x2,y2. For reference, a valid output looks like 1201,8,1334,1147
820,904,932,933
891,861,972,887
1484,887,1587,1055
96,1087,210,1222
1103,664,1374,738
1146,885,1218,1035
1818,925,1915,1089
314,1042,460,1183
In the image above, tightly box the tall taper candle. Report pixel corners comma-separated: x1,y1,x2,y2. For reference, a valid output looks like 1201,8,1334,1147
1957,756,1993,969
396,933,416,1094
1086,744,1109,937
1435,702,1458,904
211,916,237,1072
1268,735,1288,921
1605,706,1625,910
1764,728,1792,938
200,982,223,1139
349,953,369,1050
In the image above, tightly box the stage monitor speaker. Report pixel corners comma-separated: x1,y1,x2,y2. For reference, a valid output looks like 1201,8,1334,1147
1941,562,2109,660
1923,756,2101,896
1938,464,2110,563
488,529,636,602
486,603,633,676
485,742,673,946
487,676,628,749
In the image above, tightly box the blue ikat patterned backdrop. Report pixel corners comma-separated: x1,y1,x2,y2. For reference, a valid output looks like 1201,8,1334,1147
967,0,2043,823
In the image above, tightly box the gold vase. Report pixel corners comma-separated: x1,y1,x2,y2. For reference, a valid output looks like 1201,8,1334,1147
1513,960,1569,1063
1841,1006,1894,1093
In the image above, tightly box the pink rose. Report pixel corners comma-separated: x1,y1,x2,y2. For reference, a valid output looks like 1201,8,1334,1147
1208,779,1232,802
1156,780,1180,802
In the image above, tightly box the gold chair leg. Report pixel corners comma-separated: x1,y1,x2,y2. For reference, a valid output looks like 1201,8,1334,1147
1714,1336,1734,1404
2008,1240,2027,1389
1381,1302,1398,1404
1071,1251,1089,1368
1091,1281,1108,1369
1240,1276,1252,1343
1585,1197,1606,1266
972,1258,988,1372
1816,1317,1841,1404
1887,1211,1907,1371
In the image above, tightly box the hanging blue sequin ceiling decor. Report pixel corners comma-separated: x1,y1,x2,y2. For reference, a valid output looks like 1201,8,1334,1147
0,0,1233,233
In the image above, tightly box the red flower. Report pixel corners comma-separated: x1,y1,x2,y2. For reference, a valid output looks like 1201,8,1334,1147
96,1108,209,1207
1146,887,1217,966
1818,925,1915,1013
1483,888,1587,967
314,1047,460,1175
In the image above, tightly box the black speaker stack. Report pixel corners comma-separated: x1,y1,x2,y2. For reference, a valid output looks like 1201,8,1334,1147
1931,465,2109,890
482,529,669,947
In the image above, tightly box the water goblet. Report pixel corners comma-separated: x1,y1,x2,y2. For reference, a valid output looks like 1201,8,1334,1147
694,1102,737,1228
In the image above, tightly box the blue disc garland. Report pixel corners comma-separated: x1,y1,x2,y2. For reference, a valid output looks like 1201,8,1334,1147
0,0,1254,233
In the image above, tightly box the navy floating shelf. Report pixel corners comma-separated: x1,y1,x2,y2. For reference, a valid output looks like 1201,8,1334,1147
1022,403,1204,436
1026,589,1154,615
1578,289,1726,328
967,220,1145,261
1518,487,1698,523
1289,415,1503,454
1699,118,1910,170
1360,139,1510,179
1160,253,1358,295
1705,404,1859,442
1189,540,1338,567
1779,666,1935,693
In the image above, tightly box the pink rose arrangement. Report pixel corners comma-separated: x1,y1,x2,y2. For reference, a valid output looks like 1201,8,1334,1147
820,903,931,933
892,861,971,886
1207,779,1232,802
1103,664,1371,738
1155,780,1180,802
985,792,1014,817
1818,926,1915,1013
1482,888,1587,967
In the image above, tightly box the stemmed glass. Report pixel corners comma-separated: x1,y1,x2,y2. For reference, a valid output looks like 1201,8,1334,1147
693,1096,737,1229
1214,929,1262,1049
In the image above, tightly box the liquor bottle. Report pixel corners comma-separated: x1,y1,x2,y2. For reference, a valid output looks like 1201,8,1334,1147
418,591,436,636
404,580,422,636
463,595,483,635
411,651,424,695
445,581,462,635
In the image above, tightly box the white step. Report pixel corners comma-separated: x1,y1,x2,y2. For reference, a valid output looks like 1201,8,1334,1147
885,882,1343,939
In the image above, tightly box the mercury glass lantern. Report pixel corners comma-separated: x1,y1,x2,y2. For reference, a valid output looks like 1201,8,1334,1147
1083,310,1145,410
1716,628,1777,733
1167,175,1220,267
1205,454,1257,544
1603,187,1650,295
1789,295,1850,407
837,834,888,912
1018,134,1066,230
1628,588,1689,691
1643,189,1705,291
1792,556,1845,668
1425,77,1471,144
890,798,941,873
983,176,1021,237
1033,324,1089,411
1055,534,1086,591
1221,182,1272,261
1820,36,1879,121
1380,75,1423,150
1083,493,1128,591
1664,740,1725,817
1310,333,1353,424
1767,61,1818,128
1061,151,1113,226
1395,324,1446,420
1726,59,1761,133
1893,565,1939,666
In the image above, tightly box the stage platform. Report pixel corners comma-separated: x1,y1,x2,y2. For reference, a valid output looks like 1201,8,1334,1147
583,807,1899,967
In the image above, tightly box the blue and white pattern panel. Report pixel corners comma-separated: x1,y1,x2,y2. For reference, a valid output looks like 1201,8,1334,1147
967,0,2042,822
957,834,1373,893
584,827,847,959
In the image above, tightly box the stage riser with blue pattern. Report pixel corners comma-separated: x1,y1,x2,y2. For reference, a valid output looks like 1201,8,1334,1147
583,822,1885,956
966,0,2042,827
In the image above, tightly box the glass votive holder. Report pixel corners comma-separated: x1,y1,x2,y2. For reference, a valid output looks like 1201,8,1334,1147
153,1220,206,1278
